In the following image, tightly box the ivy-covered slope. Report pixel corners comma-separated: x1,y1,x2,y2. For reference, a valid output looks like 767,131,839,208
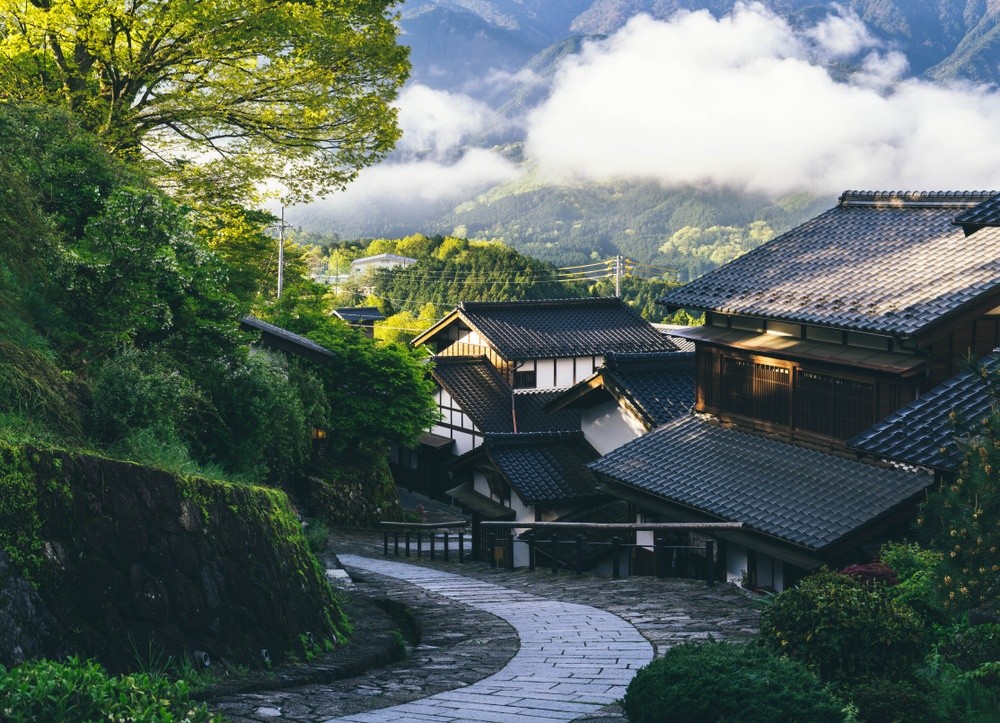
0,442,347,672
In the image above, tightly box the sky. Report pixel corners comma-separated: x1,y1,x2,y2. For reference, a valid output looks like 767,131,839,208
300,2,1000,222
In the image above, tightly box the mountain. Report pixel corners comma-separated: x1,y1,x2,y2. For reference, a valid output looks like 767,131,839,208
290,0,1000,278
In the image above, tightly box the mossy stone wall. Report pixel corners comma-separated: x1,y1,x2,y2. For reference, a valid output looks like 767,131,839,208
0,442,348,672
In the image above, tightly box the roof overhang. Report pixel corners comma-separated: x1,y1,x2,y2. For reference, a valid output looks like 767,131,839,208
240,317,336,365
446,481,515,520
672,326,926,376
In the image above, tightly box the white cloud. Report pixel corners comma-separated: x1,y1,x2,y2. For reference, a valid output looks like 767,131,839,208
524,4,1000,195
307,148,520,209
395,84,500,157
804,5,878,61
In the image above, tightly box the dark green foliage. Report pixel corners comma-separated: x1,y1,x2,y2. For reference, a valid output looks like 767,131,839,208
842,676,949,723
621,641,843,723
0,657,221,722
920,400,1000,614
370,237,581,311
760,570,926,682
940,624,1000,686
879,542,948,625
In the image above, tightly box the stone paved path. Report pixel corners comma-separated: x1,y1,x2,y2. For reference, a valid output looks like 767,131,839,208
332,555,653,722
210,530,760,722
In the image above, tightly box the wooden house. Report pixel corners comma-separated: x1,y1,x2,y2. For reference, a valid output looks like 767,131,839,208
411,298,678,390
332,307,385,339
547,351,695,455
589,190,1000,590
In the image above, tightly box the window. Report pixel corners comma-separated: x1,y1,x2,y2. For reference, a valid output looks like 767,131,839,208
514,369,536,388
795,370,874,439
721,358,790,425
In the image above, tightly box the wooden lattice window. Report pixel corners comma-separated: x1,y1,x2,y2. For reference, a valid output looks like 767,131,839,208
720,357,790,425
795,371,874,439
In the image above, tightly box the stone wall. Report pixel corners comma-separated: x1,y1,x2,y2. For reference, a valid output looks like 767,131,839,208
0,443,348,672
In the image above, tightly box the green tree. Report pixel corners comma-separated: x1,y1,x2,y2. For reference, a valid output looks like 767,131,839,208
0,0,409,202
921,389,1000,613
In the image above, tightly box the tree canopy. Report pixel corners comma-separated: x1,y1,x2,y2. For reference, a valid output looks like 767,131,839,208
0,0,409,201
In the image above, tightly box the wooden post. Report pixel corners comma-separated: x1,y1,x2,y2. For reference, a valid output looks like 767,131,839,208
405,531,410,557
656,536,666,578
429,531,436,560
459,530,465,563
705,539,715,586
528,534,536,571
383,530,388,556
612,536,621,579
394,532,399,556
417,530,423,558
443,530,450,562
575,534,584,574
551,532,559,573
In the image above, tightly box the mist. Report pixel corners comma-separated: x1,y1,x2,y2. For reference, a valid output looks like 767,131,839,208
525,3,1000,194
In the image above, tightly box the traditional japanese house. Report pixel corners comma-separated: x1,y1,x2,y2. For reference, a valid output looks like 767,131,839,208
446,431,608,566
589,190,1000,589
332,307,385,338
546,351,695,455
411,298,679,390
390,355,580,501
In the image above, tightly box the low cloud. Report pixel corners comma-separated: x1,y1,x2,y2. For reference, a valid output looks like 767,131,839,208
395,84,501,158
525,3,1000,194
304,148,519,210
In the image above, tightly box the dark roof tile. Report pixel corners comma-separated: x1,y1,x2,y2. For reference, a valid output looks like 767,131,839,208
661,191,1000,338
483,432,603,505
590,416,932,551
457,298,678,358
601,352,695,427
848,350,1000,471
432,357,579,434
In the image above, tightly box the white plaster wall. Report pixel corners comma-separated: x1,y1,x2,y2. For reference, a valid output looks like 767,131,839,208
534,358,556,388
556,357,575,387
727,543,749,586
581,400,646,455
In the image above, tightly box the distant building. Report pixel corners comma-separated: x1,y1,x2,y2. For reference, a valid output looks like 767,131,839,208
332,307,385,338
350,253,417,274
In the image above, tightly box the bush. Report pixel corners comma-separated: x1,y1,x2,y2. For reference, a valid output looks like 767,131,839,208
843,676,949,723
621,641,844,723
940,624,1000,687
839,561,899,586
760,570,926,682
0,656,221,722
879,542,947,624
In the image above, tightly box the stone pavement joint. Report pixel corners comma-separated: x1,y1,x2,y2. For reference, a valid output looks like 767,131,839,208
331,554,653,722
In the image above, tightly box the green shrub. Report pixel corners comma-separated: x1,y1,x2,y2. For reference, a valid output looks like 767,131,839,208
0,656,222,722
304,517,330,552
621,641,844,723
842,676,949,723
760,570,926,682
879,542,947,624
940,624,1000,687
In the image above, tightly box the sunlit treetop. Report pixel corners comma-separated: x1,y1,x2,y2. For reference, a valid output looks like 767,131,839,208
0,0,410,202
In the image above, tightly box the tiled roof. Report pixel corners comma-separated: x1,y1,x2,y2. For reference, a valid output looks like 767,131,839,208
590,416,932,551
660,191,1000,339
240,316,335,362
333,307,385,323
433,357,579,434
849,350,1000,471
600,353,695,427
953,193,1000,233
483,432,604,505
654,325,697,353
455,298,679,359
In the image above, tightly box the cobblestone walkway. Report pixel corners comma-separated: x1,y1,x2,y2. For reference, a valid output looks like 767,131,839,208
333,555,653,722
210,530,761,722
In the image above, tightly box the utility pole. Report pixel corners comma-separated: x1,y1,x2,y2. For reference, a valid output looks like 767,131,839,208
268,207,294,300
